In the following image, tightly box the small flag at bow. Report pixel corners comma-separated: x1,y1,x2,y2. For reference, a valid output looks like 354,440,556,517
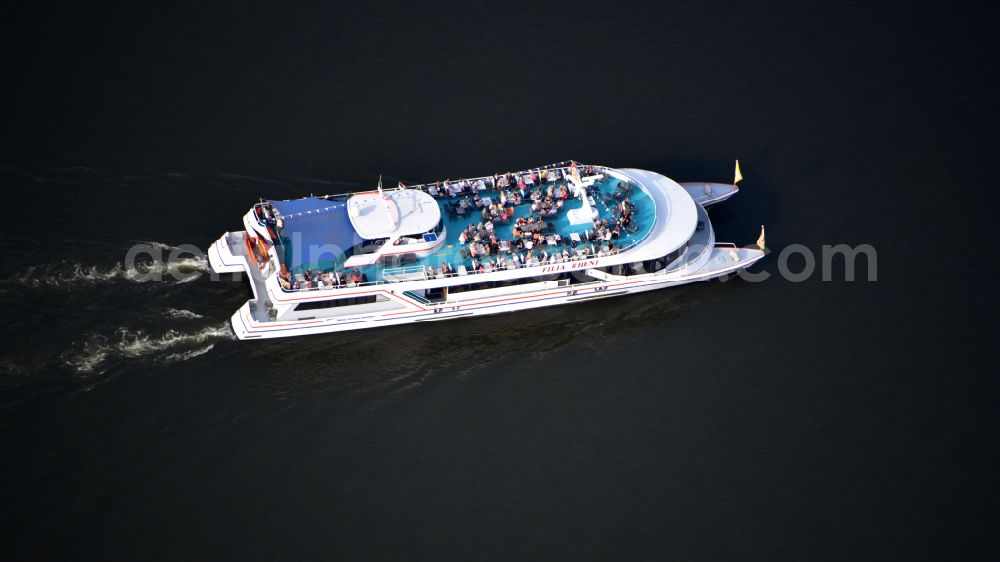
734,160,743,185
757,225,766,250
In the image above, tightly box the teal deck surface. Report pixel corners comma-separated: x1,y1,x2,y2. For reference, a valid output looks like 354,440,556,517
282,176,655,281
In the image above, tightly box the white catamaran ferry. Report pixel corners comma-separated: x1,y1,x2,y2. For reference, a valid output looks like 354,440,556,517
208,161,766,339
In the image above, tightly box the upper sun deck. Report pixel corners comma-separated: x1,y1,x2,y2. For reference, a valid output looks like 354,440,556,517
255,163,694,290
347,188,440,240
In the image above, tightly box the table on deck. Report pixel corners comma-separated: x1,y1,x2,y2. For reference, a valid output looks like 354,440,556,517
471,242,490,257
535,201,559,214
520,221,548,233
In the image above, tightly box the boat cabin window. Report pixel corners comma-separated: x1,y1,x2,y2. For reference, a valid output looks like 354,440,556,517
294,294,388,311
354,238,389,255
447,273,571,295
383,253,420,267
625,244,688,275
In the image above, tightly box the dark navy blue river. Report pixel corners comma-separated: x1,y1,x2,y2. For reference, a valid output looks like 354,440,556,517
2,2,997,560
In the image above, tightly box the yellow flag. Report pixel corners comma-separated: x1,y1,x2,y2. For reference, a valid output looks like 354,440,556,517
734,160,743,185
756,225,766,250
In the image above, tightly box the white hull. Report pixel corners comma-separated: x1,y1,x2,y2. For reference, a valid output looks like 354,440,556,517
211,233,765,339
678,182,740,207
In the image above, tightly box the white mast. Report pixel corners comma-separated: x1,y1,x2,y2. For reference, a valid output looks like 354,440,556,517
377,174,398,227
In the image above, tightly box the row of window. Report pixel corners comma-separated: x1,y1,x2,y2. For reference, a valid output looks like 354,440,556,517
447,272,573,295
596,244,687,276
440,258,686,294
294,294,388,311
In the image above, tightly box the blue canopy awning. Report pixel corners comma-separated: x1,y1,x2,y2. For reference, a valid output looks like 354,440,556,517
268,198,360,271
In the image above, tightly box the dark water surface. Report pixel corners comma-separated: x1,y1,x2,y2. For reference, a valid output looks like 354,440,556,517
2,2,998,560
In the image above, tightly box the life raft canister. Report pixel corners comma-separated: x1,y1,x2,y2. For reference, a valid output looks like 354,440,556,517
243,235,258,264
255,236,270,263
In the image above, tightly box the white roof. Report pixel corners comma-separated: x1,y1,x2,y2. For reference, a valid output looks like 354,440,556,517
346,188,441,240
615,168,699,260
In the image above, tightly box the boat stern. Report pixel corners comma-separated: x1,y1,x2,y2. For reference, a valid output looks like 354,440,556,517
229,302,260,340
208,232,251,275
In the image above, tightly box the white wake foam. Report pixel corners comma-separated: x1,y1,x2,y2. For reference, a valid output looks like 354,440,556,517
164,344,216,362
66,323,235,374
163,308,204,319
124,256,210,281
10,262,126,288
5,254,209,289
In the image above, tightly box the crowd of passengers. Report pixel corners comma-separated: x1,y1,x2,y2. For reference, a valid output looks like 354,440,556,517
425,165,602,199
442,166,637,274
452,193,637,276
277,265,369,291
